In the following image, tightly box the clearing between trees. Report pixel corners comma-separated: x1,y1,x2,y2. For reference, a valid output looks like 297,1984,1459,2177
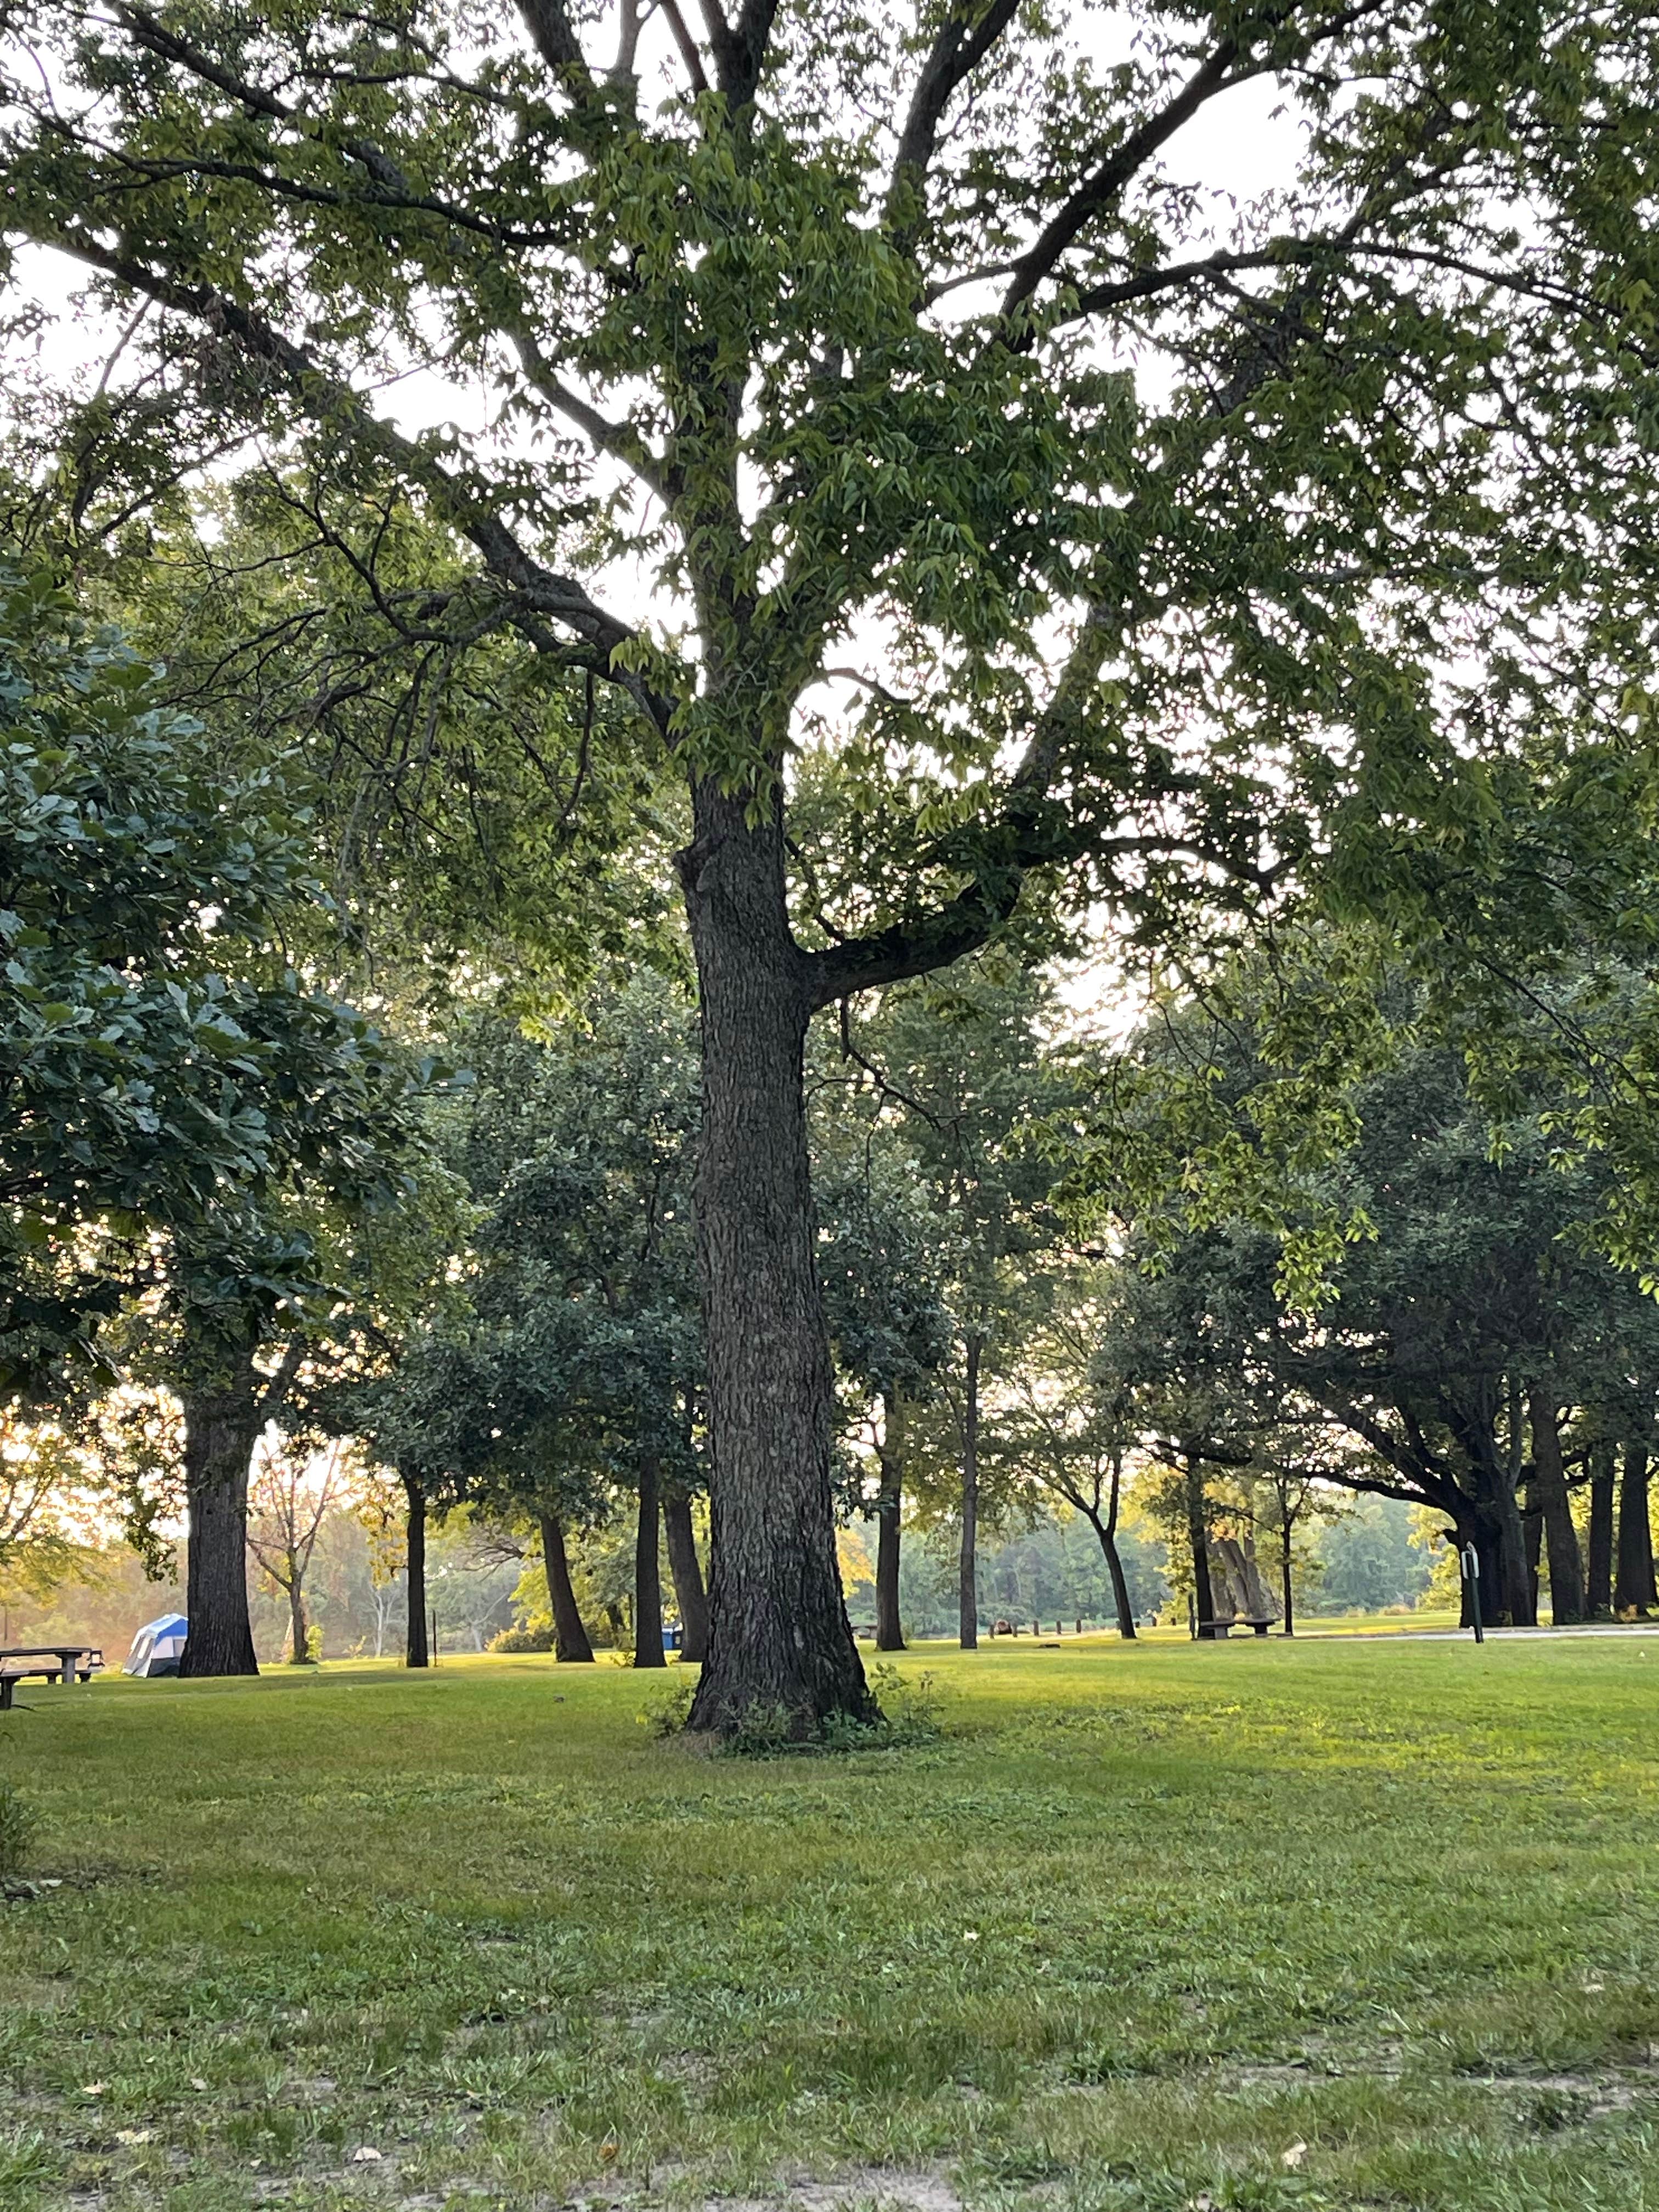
3,1641,1658,2212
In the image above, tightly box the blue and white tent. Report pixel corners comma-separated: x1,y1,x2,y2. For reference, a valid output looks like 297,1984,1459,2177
123,1613,188,1678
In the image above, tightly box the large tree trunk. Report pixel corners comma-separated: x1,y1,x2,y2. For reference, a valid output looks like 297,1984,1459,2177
403,1472,429,1668
663,1491,709,1663
635,1455,665,1667
1615,1441,1657,1613
1186,1456,1219,1639
680,787,871,1735
178,1355,262,1679
1587,1442,1616,1617
1528,1390,1585,1624
539,1513,595,1662
958,1334,983,1649
875,1387,906,1652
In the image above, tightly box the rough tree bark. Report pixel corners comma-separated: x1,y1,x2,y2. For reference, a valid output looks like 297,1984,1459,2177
663,1490,709,1663
1615,1441,1657,1614
1186,1455,1219,1639
875,1386,906,1652
1528,1390,1585,1624
178,1352,263,1679
679,791,871,1735
1587,1441,1616,1617
958,1335,983,1650
634,1455,665,1668
403,1472,428,1668
539,1512,595,1662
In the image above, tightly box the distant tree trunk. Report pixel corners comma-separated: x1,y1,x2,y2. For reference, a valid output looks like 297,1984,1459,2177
1528,1390,1585,1624
1279,1515,1295,1638
1082,1509,1136,1640
958,1335,982,1649
178,1352,262,1679
1186,1455,1218,1640
403,1472,429,1668
1615,1441,1657,1613
875,1386,906,1652
286,1575,311,1663
634,1454,665,1667
1522,1482,1543,1613
664,1491,709,1662
539,1512,594,1662
1587,1442,1616,1617
1470,1440,1533,1626
1081,1449,1136,1639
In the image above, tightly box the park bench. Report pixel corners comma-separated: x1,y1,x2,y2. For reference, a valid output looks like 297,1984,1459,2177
0,1645,103,1711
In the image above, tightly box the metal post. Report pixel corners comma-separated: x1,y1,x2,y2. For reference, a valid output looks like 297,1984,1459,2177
1460,1543,1485,1644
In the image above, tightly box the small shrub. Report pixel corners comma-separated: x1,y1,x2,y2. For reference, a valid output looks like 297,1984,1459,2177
724,1698,798,1757
0,1782,36,1880
489,1624,554,1654
639,1675,696,1738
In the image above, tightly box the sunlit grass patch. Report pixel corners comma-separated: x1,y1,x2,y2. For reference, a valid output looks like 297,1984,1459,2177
3,1636,1658,2210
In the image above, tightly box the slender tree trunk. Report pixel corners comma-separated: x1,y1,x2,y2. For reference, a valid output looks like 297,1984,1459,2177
286,1573,310,1663
1279,1520,1295,1638
663,1491,709,1663
875,1386,906,1652
1084,1509,1136,1640
959,1334,983,1649
1522,1482,1542,1615
1587,1442,1616,1617
178,1353,262,1679
634,1453,666,1667
539,1512,595,1662
403,1472,429,1668
1528,1390,1585,1624
1615,1441,1657,1613
1186,1455,1218,1639
680,786,871,1735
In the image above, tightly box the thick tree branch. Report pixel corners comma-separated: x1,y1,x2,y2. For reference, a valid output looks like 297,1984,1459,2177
702,0,780,105
657,0,712,95
999,36,1250,320
515,0,595,88
884,0,1022,243
32,229,674,731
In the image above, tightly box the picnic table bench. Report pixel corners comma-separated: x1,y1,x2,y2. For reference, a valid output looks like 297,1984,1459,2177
0,1645,103,1709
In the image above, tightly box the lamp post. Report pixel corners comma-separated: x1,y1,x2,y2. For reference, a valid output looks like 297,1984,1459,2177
1459,1541,1485,1645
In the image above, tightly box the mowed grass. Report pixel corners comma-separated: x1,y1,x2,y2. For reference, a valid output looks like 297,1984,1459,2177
4,1637,1659,2212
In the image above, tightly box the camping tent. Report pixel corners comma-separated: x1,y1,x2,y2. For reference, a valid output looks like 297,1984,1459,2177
123,1614,188,1677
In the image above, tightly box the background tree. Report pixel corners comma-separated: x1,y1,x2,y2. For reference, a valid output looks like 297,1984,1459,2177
246,1435,346,1664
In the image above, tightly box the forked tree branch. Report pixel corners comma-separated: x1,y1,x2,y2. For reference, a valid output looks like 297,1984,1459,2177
29,229,675,732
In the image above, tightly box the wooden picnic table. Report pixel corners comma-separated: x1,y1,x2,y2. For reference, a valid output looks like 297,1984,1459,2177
0,1645,103,1710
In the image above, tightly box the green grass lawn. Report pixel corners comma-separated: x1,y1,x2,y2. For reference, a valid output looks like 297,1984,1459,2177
4,1635,1659,2212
